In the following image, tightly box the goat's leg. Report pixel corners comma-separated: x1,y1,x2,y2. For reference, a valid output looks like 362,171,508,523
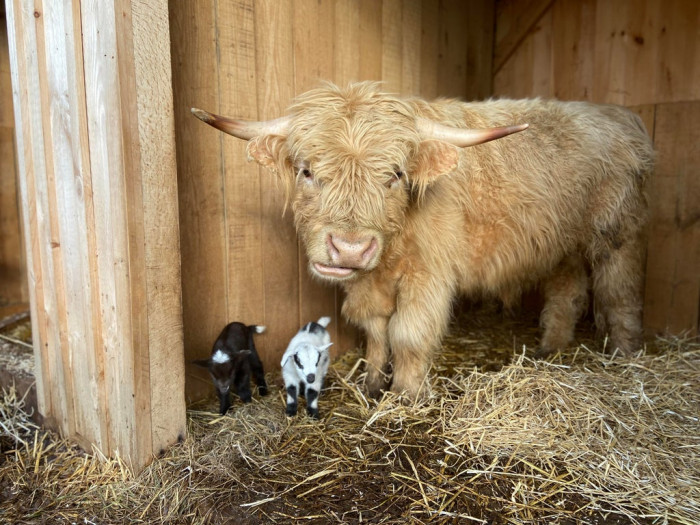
248,349,268,396
305,386,320,419
285,384,298,416
537,253,589,358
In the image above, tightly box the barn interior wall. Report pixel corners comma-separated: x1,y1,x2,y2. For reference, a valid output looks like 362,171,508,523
168,0,497,402
0,6,27,306
493,0,700,336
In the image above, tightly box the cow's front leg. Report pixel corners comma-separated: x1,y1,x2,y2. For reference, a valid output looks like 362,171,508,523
363,316,391,398
388,277,453,399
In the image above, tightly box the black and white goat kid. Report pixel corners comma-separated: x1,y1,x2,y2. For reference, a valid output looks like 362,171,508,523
194,322,268,415
281,316,333,419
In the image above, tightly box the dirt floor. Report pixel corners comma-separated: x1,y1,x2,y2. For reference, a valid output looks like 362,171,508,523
1,302,698,524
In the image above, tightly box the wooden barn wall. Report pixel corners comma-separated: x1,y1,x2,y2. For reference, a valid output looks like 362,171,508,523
168,0,496,401
5,0,185,470
493,0,700,336
0,7,27,305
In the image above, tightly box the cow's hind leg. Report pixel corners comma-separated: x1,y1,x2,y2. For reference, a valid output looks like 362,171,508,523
537,253,589,358
591,238,644,355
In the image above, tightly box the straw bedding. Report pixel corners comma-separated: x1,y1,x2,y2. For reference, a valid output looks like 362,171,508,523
1,309,698,524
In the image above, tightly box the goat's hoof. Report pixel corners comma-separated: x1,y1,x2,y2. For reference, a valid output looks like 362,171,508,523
285,405,298,417
307,408,319,419
258,386,269,396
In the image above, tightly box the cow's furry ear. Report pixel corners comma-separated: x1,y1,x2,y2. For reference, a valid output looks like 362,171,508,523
247,135,291,174
412,140,460,184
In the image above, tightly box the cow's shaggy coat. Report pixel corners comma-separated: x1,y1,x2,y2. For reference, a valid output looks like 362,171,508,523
193,82,653,399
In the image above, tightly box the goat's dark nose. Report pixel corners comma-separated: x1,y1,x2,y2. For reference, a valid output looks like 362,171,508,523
306,373,316,384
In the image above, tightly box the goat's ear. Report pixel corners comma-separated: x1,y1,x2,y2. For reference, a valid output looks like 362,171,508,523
320,343,333,352
192,359,211,369
411,140,459,188
280,350,293,368
238,349,252,357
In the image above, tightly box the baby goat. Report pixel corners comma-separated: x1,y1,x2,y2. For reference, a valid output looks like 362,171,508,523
194,322,268,415
281,317,333,419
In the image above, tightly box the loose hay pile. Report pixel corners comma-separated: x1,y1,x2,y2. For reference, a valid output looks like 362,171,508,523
1,313,699,524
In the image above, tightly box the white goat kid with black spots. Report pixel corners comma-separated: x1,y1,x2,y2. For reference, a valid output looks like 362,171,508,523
281,316,333,419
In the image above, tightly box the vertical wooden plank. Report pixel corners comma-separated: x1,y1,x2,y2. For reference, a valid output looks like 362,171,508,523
254,0,299,367
38,0,105,450
400,0,421,95
217,0,266,366
169,0,228,402
293,0,339,358
493,0,554,76
128,0,186,456
644,102,700,336
335,0,361,86
437,0,468,98
359,0,382,81
552,0,596,101
419,0,439,99
382,0,403,93
493,7,553,99
0,12,25,304
6,0,68,434
465,0,495,100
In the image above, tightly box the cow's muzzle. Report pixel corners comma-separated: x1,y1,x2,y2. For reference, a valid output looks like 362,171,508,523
312,232,379,279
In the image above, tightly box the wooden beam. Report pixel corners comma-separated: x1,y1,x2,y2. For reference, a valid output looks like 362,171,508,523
493,0,554,75
5,0,185,470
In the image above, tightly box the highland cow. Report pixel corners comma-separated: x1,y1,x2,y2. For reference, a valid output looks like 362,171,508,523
193,82,653,399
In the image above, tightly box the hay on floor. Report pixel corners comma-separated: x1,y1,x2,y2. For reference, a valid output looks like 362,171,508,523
0,313,698,524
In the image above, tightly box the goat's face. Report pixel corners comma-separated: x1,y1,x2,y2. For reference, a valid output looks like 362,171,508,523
288,343,329,385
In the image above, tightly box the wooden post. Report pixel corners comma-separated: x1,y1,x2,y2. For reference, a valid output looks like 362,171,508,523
5,0,185,470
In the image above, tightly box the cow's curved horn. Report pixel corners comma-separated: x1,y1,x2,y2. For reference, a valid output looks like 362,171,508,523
417,118,529,147
191,108,291,140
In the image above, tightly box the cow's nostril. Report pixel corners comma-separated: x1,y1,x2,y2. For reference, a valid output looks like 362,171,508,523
328,233,377,268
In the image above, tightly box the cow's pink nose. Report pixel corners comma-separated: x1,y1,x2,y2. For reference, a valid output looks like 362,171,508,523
327,233,378,269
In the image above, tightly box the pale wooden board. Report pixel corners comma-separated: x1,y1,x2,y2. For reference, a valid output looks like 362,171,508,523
496,0,700,106
293,0,341,363
494,0,554,75
254,0,300,371
418,0,439,99
643,102,700,335
494,7,553,99
129,0,186,457
0,17,23,304
358,0,382,81
6,0,68,436
551,0,595,100
382,0,404,93
169,0,229,403
218,0,267,368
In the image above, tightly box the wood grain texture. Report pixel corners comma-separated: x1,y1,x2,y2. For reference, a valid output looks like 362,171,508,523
169,0,496,399
7,0,185,470
495,0,700,105
643,102,700,336
0,14,24,305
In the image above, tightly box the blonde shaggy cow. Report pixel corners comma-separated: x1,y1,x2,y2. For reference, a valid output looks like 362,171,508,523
193,82,653,399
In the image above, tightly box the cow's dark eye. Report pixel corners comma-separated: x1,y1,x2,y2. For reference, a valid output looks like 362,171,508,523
297,165,313,181
387,170,404,187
